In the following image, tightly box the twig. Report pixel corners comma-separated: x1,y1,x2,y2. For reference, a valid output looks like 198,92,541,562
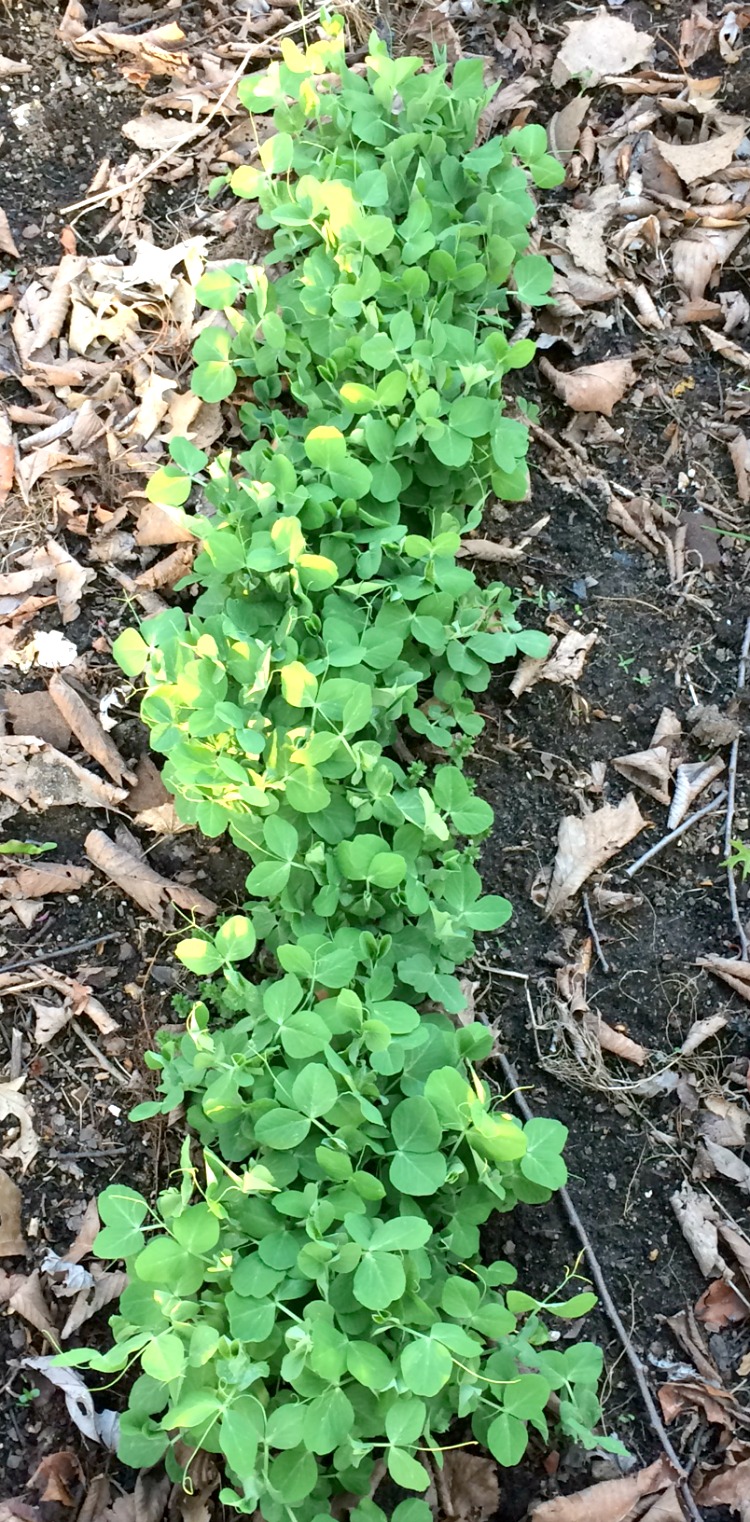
625,790,728,877
495,1050,705,1522
70,1020,133,1089
61,10,321,218
724,615,750,958
582,892,610,973
0,931,122,977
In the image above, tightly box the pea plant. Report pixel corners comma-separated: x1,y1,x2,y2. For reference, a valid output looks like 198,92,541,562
59,18,621,1518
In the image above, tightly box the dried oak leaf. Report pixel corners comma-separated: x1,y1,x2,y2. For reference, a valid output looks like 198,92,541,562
85,828,216,925
697,1454,750,1518
0,1078,38,1172
658,1380,734,1429
529,1456,674,1522
551,9,655,88
545,794,645,917
658,123,746,185
28,1452,82,1507
0,737,126,814
435,1450,499,1522
510,627,598,698
48,673,133,786
612,745,673,807
539,356,636,416
0,1166,25,1255
0,862,92,900
695,1278,749,1332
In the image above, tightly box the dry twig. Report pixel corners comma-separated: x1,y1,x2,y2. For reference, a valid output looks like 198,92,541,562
625,790,727,877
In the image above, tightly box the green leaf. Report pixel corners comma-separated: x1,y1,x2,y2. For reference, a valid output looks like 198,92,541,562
302,1388,354,1455
354,1251,405,1310
389,1150,447,1197
291,1063,338,1118
215,916,257,964
503,1373,551,1420
266,1403,306,1450
391,1097,442,1154
146,465,190,508
221,1399,261,1479
141,1332,185,1383
370,1217,432,1252
176,937,223,976
281,660,318,708
386,1449,430,1491
196,268,240,309
514,254,554,306
400,1339,452,1397
0,839,56,856
486,1411,528,1466
305,425,347,470
346,1342,394,1391
260,132,294,173
548,1291,597,1319
268,1448,318,1505
255,1108,311,1149
113,628,149,678
94,1185,148,1258
385,1396,426,1447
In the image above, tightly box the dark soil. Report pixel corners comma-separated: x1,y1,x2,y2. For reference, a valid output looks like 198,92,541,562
0,0,749,1517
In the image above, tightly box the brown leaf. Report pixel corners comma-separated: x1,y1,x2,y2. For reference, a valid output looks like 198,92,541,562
673,227,748,300
687,703,742,748
135,801,189,836
597,1021,648,1066
510,627,598,698
435,1450,499,1522
0,862,92,900
700,1094,748,1149
658,1379,734,1429
64,1198,100,1264
126,755,170,814
57,0,87,43
0,736,126,814
0,404,12,512
695,1138,750,1193
0,1166,25,1256
638,1489,686,1522
696,1455,750,1520
48,673,133,786
545,795,645,917
717,1220,750,1284
28,1452,82,1507
672,1182,724,1277
551,11,654,88
0,1078,38,1172
658,124,746,185
134,543,196,591
29,256,87,355
548,95,591,162
701,325,750,373
612,745,673,807
730,432,750,504
85,828,216,926
136,501,196,547
8,1268,55,1335
0,209,19,258
695,1278,749,1331
540,356,637,416
61,1267,127,1340
681,1012,728,1055
529,1456,674,1522
697,956,750,1002
2,689,71,749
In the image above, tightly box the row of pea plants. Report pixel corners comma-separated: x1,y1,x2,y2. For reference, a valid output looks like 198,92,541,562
58,21,622,1520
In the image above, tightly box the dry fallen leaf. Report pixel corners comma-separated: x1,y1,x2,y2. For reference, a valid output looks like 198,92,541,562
0,1166,25,1256
48,673,133,786
7,1269,55,1336
671,1182,724,1278
548,95,591,163
85,828,216,925
0,862,92,901
0,209,19,258
21,1357,118,1448
658,124,746,185
529,1456,674,1522
612,745,673,807
697,956,750,1002
673,226,748,301
681,1012,728,1055
699,1093,747,1149
540,356,636,416
695,1278,749,1332
135,500,196,547
28,1452,82,1507
545,795,645,917
0,1078,38,1172
701,325,750,373
61,1266,127,1340
2,689,71,749
431,1450,499,1522
658,1380,735,1430
510,627,598,698
695,1138,750,1193
0,737,126,815
696,1454,750,1518
551,9,655,89
729,432,749,502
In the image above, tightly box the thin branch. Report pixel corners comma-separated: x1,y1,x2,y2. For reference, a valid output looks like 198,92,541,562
625,789,727,877
0,931,122,977
724,614,750,958
495,1050,705,1522
583,892,610,973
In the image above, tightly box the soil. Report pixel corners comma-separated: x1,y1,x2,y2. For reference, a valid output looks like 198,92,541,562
0,0,749,1518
